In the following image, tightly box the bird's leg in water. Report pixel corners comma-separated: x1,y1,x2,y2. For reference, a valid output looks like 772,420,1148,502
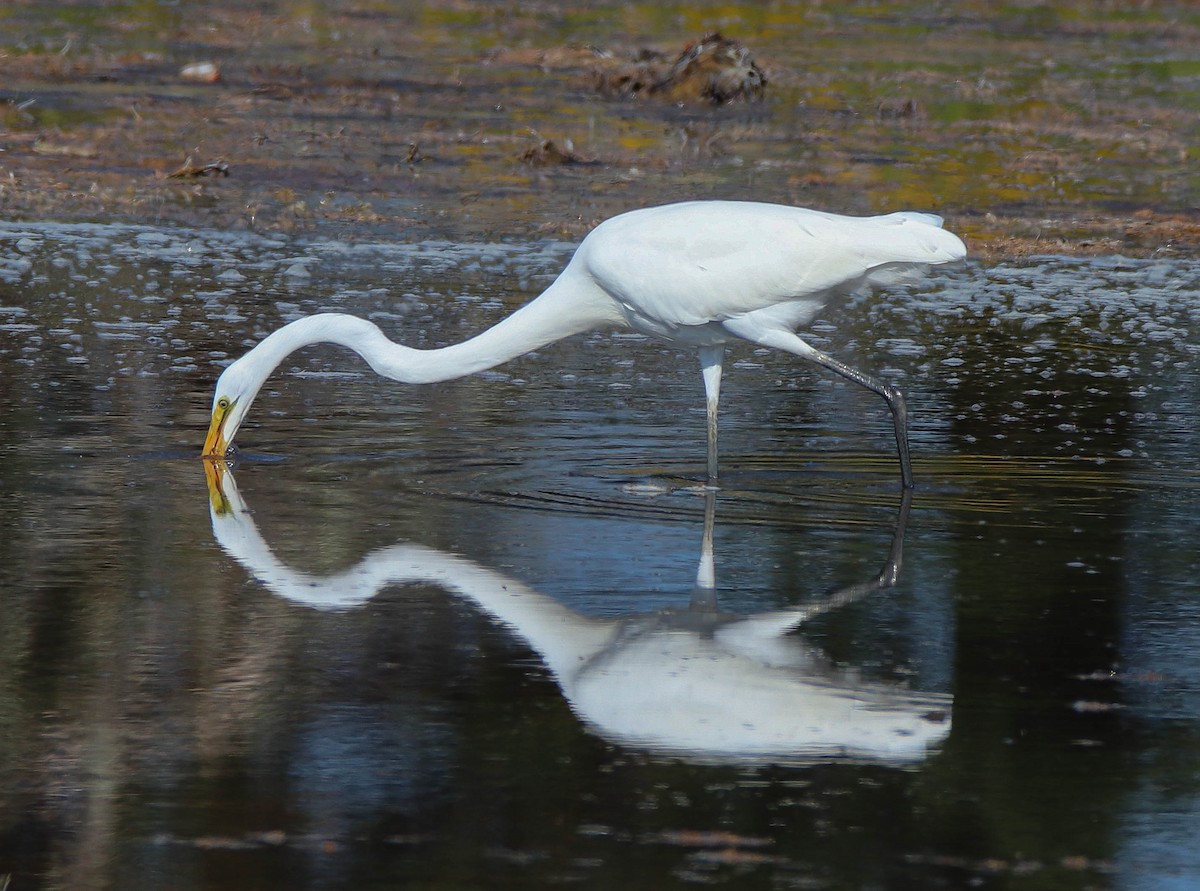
717,321,916,488
802,348,914,489
706,406,720,482
699,345,725,483
877,486,913,587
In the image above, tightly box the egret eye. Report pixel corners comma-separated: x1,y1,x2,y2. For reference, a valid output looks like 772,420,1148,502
217,397,230,410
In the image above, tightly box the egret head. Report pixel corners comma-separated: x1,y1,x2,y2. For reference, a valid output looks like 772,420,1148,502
202,359,259,458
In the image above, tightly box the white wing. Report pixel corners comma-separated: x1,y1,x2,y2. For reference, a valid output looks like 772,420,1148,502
577,201,965,330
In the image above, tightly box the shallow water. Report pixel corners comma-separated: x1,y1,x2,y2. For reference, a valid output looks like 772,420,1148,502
2,221,1200,889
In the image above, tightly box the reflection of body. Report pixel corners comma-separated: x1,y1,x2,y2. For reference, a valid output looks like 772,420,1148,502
203,201,966,487
205,463,950,765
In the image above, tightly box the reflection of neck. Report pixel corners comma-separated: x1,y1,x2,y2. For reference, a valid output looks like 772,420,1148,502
209,474,915,681
208,471,616,680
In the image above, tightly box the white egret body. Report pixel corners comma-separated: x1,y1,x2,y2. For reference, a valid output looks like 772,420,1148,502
203,200,966,485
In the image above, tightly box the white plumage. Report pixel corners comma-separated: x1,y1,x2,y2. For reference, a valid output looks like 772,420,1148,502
203,200,966,486
584,203,961,333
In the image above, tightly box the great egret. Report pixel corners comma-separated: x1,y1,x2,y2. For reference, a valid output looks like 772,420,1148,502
203,200,966,486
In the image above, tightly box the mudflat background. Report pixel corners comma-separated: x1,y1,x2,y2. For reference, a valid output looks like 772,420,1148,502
2,1,1198,258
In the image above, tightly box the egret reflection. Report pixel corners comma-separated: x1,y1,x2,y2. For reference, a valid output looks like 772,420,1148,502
204,464,951,765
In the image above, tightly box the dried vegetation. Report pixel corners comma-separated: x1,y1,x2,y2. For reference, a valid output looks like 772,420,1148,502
1,2,1198,258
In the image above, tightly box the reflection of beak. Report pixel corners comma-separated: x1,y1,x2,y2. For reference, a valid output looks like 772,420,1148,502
203,460,233,515
202,401,232,458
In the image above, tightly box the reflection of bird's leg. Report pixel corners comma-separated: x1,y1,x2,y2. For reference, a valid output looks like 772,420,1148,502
699,345,725,482
796,487,913,620
690,487,719,611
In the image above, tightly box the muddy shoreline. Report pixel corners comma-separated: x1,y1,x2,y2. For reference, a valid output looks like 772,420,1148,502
3,2,1198,260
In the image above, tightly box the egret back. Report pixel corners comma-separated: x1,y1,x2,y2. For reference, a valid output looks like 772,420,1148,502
576,201,965,331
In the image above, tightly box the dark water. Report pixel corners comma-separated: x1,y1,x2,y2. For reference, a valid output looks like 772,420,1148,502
2,222,1199,889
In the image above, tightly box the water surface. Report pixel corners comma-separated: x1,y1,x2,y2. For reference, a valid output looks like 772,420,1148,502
1,222,1199,889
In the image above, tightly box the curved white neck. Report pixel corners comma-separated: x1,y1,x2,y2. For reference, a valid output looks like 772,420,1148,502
246,270,620,388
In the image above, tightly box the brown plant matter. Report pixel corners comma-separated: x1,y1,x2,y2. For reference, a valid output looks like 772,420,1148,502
521,139,587,166
593,33,766,105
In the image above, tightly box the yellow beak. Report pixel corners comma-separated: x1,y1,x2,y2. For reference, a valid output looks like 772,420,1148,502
202,401,232,458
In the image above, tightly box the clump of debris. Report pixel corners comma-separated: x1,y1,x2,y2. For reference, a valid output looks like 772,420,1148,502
521,138,590,166
592,33,767,105
488,33,767,106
